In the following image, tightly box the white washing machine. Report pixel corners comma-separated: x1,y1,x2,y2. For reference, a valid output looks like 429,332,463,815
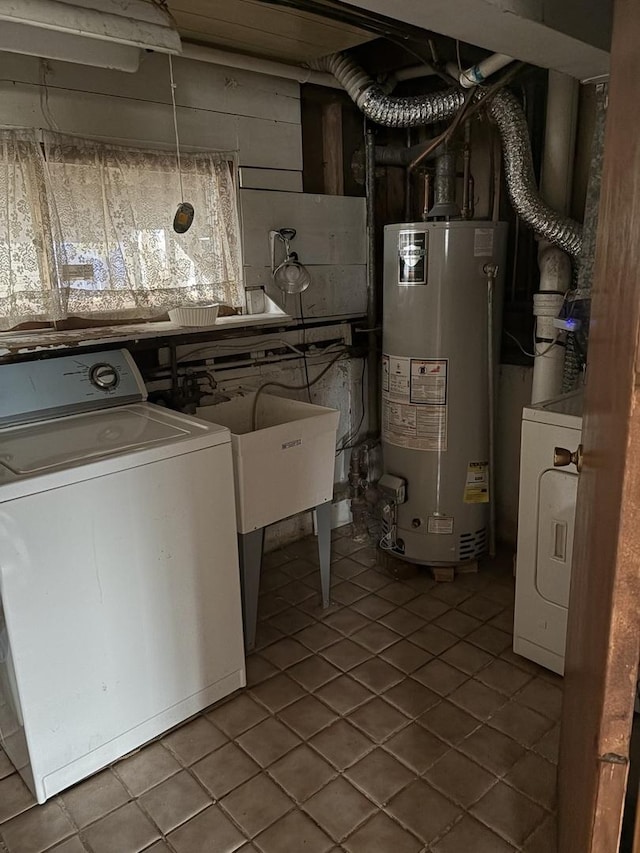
0,349,245,803
513,390,583,675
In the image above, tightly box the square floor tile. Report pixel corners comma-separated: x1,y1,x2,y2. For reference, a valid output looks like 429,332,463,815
49,837,88,853
162,717,227,766
345,748,415,805
419,701,480,745
449,678,508,721
376,583,418,606
260,568,291,592
347,697,408,742
61,770,129,828
441,641,493,675
350,547,380,569
457,595,505,623
321,639,372,671
331,581,369,606
426,750,497,807
0,800,75,853
351,568,390,592
476,660,534,696
534,724,560,765
115,742,181,796
505,751,557,809
351,595,396,620
409,625,458,655
277,580,316,607
322,608,370,636
523,815,557,852
383,678,440,718
254,623,284,651
315,675,374,715
259,639,311,670
332,558,368,580
257,594,288,621
387,779,461,844
351,623,400,653
309,719,373,771
250,674,306,712
254,808,333,853
208,694,269,738
247,652,280,687
278,696,337,739
430,583,474,607
332,537,364,557
293,623,342,652
488,701,554,747
286,656,340,691
267,745,336,803
268,608,316,636
83,803,159,853
515,677,564,720
349,658,404,693
434,610,482,638
404,595,450,622
0,750,15,780
379,608,425,637
412,660,468,696
0,775,36,823
237,718,300,768
380,640,432,674
192,742,260,799
432,814,516,853
384,723,448,773
489,609,516,634
471,781,546,847
459,725,526,776
343,811,422,853
303,777,376,843
139,770,210,834
221,774,293,837
168,804,245,853
467,625,512,656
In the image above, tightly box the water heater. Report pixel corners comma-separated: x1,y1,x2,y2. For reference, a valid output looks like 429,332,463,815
381,221,507,566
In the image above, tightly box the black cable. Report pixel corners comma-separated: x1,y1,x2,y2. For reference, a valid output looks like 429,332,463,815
298,293,312,403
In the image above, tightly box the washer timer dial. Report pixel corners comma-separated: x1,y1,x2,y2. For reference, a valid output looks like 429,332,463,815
89,363,119,390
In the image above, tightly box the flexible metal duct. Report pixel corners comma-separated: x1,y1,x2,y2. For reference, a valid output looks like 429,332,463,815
318,53,583,259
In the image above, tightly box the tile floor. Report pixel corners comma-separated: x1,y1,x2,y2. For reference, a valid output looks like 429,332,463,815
0,528,562,853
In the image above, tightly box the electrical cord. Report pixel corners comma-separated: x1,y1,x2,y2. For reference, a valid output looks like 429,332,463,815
504,329,562,359
251,349,349,431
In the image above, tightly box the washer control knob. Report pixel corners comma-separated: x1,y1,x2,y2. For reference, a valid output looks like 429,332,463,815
90,363,119,390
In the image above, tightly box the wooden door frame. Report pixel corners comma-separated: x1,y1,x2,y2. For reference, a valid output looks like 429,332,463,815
559,0,640,849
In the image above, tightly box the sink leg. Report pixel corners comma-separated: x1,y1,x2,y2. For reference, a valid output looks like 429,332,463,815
238,528,265,652
316,502,332,609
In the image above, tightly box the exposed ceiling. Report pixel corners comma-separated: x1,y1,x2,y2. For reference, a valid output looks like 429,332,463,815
167,0,376,62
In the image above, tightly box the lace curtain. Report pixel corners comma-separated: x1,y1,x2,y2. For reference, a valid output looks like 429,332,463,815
0,129,243,331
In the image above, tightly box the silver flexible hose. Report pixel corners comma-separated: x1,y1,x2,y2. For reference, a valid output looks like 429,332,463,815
316,53,583,259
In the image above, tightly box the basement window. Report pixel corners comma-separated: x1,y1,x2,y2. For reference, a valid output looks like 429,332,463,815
0,130,243,333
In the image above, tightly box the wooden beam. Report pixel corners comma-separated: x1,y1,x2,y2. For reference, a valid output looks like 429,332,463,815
322,101,344,196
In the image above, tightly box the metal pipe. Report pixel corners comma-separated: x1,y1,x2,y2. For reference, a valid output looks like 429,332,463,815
422,172,431,221
429,150,459,218
365,126,379,436
404,129,412,221
446,53,515,89
484,263,498,559
467,173,475,219
462,119,471,219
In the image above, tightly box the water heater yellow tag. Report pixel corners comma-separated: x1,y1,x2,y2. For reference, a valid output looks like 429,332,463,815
464,461,489,504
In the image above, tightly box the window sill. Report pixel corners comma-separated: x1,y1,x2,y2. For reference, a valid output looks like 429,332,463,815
0,310,294,359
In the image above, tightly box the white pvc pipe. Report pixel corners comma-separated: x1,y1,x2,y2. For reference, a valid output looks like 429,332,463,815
446,53,514,88
181,42,342,89
531,71,579,403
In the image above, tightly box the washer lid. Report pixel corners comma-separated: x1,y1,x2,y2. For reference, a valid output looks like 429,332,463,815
1,406,201,475
523,389,583,428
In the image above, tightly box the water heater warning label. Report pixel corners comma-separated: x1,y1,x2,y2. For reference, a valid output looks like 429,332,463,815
382,354,448,451
464,461,489,503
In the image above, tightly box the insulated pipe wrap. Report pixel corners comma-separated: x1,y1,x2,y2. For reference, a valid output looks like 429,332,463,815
318,53,583,259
